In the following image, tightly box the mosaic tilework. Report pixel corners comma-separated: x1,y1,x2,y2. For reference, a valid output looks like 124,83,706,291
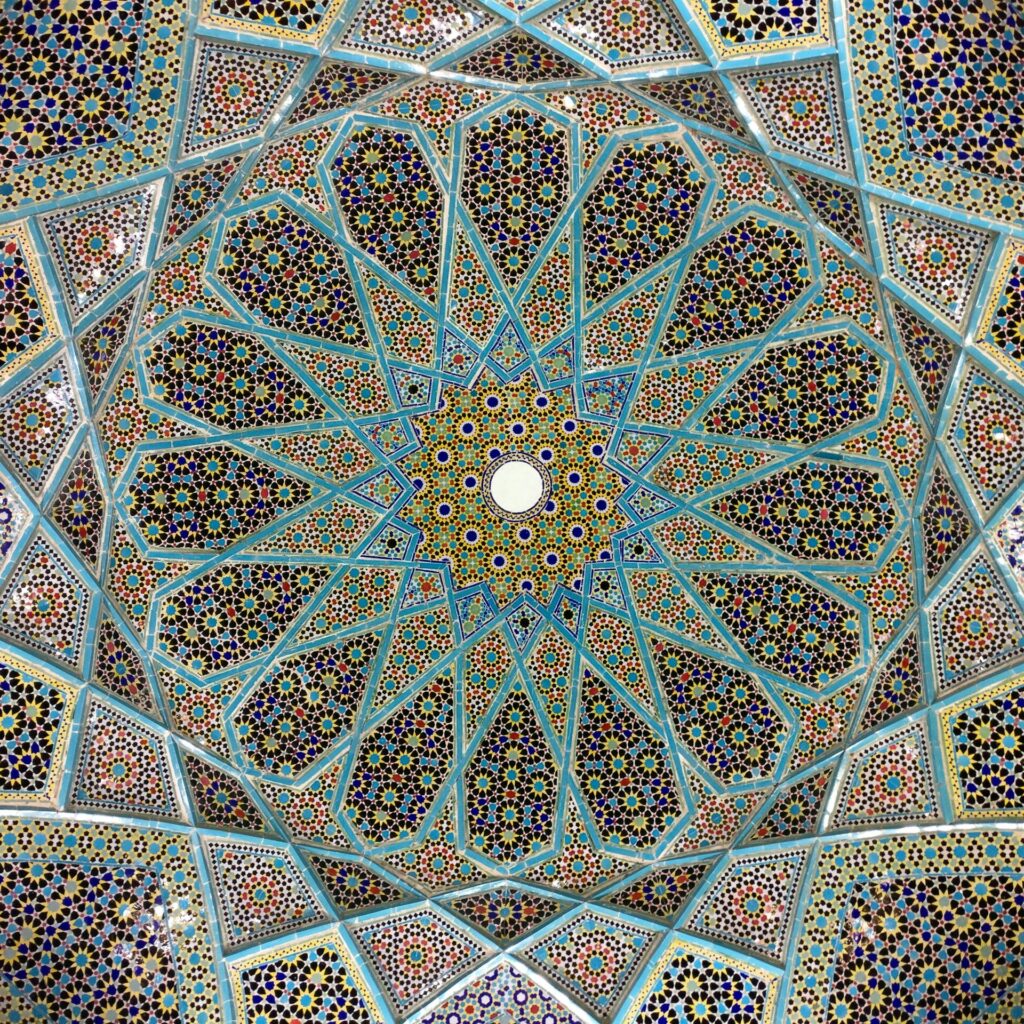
348,906,491,1015
442,883,570,943
203,836,329,951
2,2,1024,1020
0,817,221,1021
787,831,1024,1022
0,655,76,805
625,937,778,1024
684,849,807,962
0,0,186,209
228,932,383,1024
418,961,585,1024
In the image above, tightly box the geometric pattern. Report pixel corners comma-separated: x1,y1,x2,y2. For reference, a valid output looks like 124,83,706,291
602,861,712,920
448,31,586,85
418,962,585,1024
626,938,778,1023
228,934,383,1023
788,832,1024,1022
888,298,957,418
980,242,1024,381
876,203,992,327
789,170,869,256
929,551,1024,694
0,473,28,570
202,837,329,951
339,0,497,61
48,445,106,571
684,849,808,962
181,751,272,834
68,695,181,820
831,721,939,829
307,853,406,914
0,353,82,498
946,363,1024,513
733,61,851,172
0,819,219,1023
856,626,925,733
745,766,834,842
442,883,571,944
940,675,1024,819
0,655,76,806
520,908,658,1020
348,906,491,1016
3,1,1024,1020
0,856,176,1017
920,456,975,585
0,223,59,376
41,184,156,320
182,42,305,155
0,532,92,671
533,1,698,71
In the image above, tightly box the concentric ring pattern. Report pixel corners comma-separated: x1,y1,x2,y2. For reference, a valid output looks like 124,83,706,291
1,0,1024,1021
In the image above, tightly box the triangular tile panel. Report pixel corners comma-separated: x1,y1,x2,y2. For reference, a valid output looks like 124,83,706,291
888,298,957,418
339,0,498,60
442,884,570,945
181,751,272,834
183,42,305,154
733,60,852,171
946,363,1024,513
533,0,699,70
42,184,156,320
204,838,328,951
0,353,82,499
832,721,939,828
349,907,491,1016
684,849,808,962
877,202,992,326
520,909,659,1020
930,552,1024,694
450,29,587,83
0,532,92,671
70,696,181,819
48,446,105,571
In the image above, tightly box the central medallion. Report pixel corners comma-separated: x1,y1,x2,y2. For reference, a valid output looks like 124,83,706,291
484,453,551,520
398,367,629,606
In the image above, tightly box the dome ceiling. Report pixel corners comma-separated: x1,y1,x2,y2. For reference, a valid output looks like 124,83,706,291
1,0,1024,1021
